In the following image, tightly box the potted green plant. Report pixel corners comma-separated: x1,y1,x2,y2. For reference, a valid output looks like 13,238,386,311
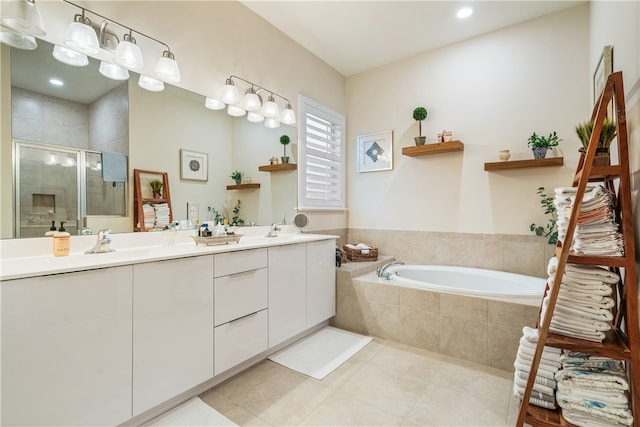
575,118,616,165
280,135,291,164
230,171,243,185
527,131,561,159
149,179,163,199
412,107,428,145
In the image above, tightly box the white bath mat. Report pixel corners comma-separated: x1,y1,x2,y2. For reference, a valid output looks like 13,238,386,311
144,397,237,426
268,326,373,380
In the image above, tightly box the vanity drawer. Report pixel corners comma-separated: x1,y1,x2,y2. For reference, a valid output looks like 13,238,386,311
214,268,267,326
214,309,268,375
214,248,267,277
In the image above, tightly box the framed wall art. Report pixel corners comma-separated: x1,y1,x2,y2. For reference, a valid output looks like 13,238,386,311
356,130,393,173
593,45,613,107
180,149,208,181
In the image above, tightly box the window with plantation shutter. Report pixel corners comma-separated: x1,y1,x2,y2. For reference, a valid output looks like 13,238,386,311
297,95,346,210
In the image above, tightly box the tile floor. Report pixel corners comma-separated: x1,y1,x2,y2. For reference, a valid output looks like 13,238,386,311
199,337,521,426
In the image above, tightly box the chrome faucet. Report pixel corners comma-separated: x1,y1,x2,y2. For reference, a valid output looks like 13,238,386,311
377,261,404,279
265,223,281,237
85,229,115,254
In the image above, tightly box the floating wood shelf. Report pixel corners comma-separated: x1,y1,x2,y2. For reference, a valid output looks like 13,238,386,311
226,183,261,190
258,164,297,172
484,157,563,171
401,140,464,157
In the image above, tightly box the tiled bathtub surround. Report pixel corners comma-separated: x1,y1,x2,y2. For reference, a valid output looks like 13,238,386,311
331,261,539,372
348,228,556,278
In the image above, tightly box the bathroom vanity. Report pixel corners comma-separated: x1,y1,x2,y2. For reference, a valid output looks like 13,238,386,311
0,228,336,426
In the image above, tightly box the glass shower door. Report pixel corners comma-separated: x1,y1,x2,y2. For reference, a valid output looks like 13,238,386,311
15,142,80,238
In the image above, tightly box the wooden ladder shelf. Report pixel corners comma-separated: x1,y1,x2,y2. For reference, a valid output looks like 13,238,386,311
133,169,173,232
516,71,639,426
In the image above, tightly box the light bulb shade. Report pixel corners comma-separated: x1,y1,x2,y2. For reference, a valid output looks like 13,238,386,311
63,17,100,55
280,104,296,125
227,104,246,117
261,95,280,118
53,44,89,66
114,34,143,70
155,51,180,83
264,118,280,129
205,97,225,110
220,79,240,104
243,89,261,112
0,25,36,50
1,0,46,37
247,112,264,123
138,74,165,92
99,61,129,80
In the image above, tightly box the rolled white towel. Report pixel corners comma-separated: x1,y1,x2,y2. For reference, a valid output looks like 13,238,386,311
355,243,370,250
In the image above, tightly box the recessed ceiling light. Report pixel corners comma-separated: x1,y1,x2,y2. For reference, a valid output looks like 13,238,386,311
457,7,473,19
49,78,64,86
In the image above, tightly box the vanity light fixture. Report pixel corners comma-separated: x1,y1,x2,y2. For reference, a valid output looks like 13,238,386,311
216,75,295,129
63,8,100,55
138,74,165,92
52,1,182,84
99,60,129,80
155,50,180,83
52,44,89,67
456,7,473,19
205,97,225,110
114,31,143,70
0,25,37,50
1,0,46,37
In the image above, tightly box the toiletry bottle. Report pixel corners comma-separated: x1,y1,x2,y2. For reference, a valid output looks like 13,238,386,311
45,221,57,237
196,219,201,236
204,223,210,237
59,221,66,232
53,232,71,257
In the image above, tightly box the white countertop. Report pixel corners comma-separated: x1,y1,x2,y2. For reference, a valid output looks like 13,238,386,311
0,226,337,281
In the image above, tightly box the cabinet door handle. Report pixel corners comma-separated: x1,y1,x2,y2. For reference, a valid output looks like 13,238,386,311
228,269,260,278
229,311,259,323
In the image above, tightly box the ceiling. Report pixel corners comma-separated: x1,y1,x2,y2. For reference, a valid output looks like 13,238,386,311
240,0,586,76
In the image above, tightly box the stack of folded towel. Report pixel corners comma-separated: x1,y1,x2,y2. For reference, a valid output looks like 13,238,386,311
152,203,171,228
344,243,371,254
540,257,619,342
554,185,624,257
555,351,633,426
513,326,561,410
143,203,156,229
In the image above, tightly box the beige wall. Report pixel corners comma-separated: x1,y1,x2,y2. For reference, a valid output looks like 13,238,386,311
345,5,590,235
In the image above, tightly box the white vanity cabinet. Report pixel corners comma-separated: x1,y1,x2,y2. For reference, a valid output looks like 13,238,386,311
132,255,214,416
268,243,307,347
307,239,337,327
1,266,134,426
214,249,268,375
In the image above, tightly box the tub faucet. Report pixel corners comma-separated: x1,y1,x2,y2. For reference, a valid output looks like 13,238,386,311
265,223,281,237
85,229,115,254
377,261,405,279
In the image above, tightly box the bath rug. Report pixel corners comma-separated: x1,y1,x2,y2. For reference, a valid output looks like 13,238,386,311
268,326,372,380
144,397,237,426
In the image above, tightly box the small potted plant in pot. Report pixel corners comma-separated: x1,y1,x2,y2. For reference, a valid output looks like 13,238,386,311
575,118,616,165
527,131,561,159
230,171,244,185
149,179,163,199
280,135,291,164
412,107,428,145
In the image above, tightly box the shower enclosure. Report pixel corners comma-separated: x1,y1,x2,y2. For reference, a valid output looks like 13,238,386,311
14,141,126,238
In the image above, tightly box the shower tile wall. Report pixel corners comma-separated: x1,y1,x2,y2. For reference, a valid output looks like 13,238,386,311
348,228,556,278
89,83,129,154
12,87,89,148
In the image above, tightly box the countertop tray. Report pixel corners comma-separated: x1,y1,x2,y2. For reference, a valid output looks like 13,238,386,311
191,234,243,246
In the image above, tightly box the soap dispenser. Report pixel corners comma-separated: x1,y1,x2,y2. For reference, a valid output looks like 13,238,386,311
58,221,66,232
45,221,57,237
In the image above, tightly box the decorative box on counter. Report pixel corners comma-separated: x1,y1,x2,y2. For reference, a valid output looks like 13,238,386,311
343,244,378,262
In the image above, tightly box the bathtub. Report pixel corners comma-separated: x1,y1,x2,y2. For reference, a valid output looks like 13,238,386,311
333,264,545,371
379,264,546,300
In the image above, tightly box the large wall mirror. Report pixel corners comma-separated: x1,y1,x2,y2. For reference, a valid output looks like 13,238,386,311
3,38,298,239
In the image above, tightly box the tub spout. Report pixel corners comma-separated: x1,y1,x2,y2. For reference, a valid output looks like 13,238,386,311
377,261,404,279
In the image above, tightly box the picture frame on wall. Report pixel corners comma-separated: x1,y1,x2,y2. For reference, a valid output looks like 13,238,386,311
356,130,393,173
180,149,208,181
593,45,613,110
